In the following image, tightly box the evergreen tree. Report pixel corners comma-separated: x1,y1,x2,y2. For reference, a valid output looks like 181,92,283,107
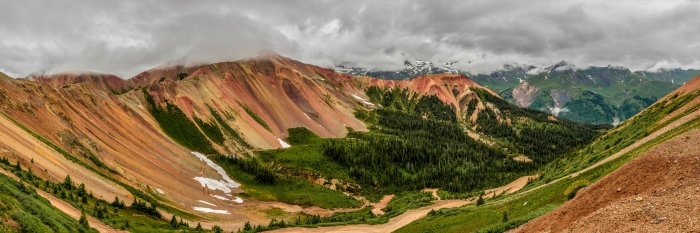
502,211,509,223
244,221,252,230
195,222,203,232
79,211,89,228
170,215,178,228
476,195,485,206
63,175,73,190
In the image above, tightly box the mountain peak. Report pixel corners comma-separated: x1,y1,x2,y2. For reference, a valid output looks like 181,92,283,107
28,73,131,93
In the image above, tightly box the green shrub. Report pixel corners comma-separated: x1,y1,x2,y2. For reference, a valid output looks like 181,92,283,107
564,180,590,200
286,127,321,145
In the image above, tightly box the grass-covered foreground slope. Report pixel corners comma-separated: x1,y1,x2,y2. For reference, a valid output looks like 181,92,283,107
396,79,700,233
0,157,226,233
0,169,97,233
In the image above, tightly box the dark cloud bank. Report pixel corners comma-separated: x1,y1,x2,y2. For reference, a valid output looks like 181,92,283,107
1,0,699,78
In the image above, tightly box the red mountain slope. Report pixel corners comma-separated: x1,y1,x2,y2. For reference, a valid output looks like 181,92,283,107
28,73,132,93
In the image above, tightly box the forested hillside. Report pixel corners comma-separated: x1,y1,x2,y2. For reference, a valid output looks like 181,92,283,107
247,84,607,204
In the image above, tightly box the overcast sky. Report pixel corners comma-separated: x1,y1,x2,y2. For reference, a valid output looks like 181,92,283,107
1,0,699,78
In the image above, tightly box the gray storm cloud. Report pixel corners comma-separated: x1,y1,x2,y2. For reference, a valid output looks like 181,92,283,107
1,0,699,78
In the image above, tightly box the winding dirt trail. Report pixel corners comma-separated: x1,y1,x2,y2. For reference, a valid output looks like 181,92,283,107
484,175,539,197
270,200,469,233
371,194,395,215
422,188,441,200
268,174,537,233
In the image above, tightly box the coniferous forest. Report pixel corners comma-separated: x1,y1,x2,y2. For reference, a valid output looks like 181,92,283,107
321,87,607,193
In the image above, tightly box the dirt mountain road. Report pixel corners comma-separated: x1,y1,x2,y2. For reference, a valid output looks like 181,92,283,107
269,174,537,233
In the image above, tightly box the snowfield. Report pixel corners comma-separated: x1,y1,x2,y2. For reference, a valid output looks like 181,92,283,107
191,152,244,204
192,152,241,188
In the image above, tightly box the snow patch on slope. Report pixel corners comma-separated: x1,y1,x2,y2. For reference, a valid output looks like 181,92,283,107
278,138,291,148
211,195,229,201
191,152,244,204
198,200,217,207
193,207,230,214
192,152,241,188
193,177,235,193
350,93,375,106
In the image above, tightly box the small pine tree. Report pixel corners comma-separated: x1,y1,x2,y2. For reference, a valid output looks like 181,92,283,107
63,175,73,190
268,218,278,228
17,179,27,193
77,183,87,196
79,211,89,228
244,221,252,230
502,211,509,223
476,195,485,206
212,225,223,233
170,215,178,228
195,222,203,232
112,197,120,207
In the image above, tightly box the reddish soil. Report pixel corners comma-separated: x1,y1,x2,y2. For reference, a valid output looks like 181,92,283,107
511,129,700,233
357,73,497,115
29,73,132,93
670,74,700,95
127,63,206,87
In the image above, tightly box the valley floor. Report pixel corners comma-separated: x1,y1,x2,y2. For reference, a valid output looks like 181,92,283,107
266,174,536,233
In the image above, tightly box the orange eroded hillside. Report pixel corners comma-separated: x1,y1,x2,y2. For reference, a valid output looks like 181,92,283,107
144,53,370,150
356,73,500,121
0,75,231,219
